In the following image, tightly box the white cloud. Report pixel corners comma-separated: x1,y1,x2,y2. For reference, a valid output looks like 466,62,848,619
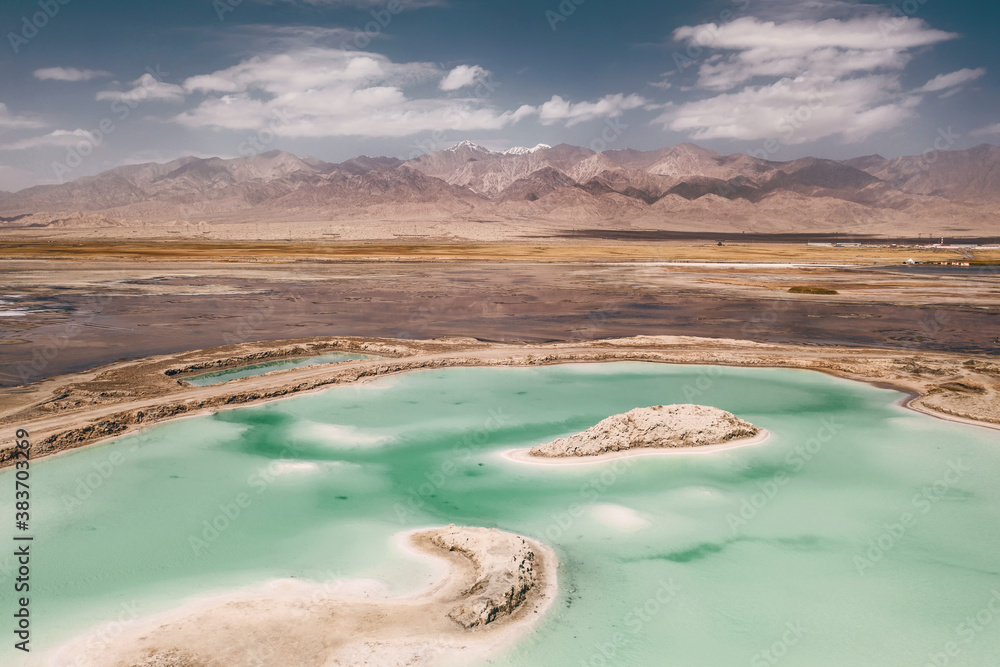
219,24,367,53
916,67,986,93
175,47,539,137
33,67,112,82
96,74,186,103
971,123,1000,137
535,93,647,127
0,129,97,151
660,76,917,144
0,103,45,130
675,16,954,55
439,65,489,91
660,14,962,144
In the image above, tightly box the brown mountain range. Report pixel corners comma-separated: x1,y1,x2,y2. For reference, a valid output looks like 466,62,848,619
1,142,997,240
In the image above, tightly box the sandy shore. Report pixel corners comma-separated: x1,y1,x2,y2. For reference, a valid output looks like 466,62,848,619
503,429,773,466
2,334,999,467
49,525,557,667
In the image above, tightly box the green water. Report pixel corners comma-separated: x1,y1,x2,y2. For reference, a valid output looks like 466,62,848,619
5,363,1000,666
183,352,373,385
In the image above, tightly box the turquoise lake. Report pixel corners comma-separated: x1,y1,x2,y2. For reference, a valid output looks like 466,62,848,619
183,351,373,386
5,362,1000,666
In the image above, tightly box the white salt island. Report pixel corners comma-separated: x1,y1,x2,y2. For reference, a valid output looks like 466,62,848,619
507,404,767,464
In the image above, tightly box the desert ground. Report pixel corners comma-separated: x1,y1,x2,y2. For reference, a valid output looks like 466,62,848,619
2,242,998,388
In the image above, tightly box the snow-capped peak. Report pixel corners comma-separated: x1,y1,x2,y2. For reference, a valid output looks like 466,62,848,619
501,143,551,155
448,140,491,153
445,141,551,156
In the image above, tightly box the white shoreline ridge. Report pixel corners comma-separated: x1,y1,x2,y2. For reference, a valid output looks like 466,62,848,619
49,525,557,667
506,404,768,465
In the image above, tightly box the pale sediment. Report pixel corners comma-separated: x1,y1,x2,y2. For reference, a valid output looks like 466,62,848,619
525,404,761,460
50,525,557,667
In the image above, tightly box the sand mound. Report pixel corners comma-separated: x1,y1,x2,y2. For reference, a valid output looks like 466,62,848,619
528,404,760,458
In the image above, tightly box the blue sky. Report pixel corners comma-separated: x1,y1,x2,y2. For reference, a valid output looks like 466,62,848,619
0,0,997,190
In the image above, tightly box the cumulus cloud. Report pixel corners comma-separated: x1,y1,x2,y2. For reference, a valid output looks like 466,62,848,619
439,65,489,91
0,103,45,130
96,74,186,103
663,76,918,144
916,67,986,93
535,93,647,127
33,67,112,82
659,14,961,144
674,16,954,56
971,123,1000,137
0,129,97,151
175,48,544,137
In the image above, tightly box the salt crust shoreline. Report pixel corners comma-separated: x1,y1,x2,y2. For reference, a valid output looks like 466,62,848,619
47,525,558,667
4,335,1000,470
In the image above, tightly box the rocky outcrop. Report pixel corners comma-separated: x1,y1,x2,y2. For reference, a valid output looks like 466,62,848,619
422,525,541,629
529,404,760,458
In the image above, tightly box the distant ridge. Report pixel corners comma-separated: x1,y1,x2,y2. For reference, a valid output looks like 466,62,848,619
1,142,998,237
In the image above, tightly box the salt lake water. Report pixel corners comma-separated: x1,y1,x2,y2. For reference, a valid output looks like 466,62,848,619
6,363,1000,666
183,351,373,386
